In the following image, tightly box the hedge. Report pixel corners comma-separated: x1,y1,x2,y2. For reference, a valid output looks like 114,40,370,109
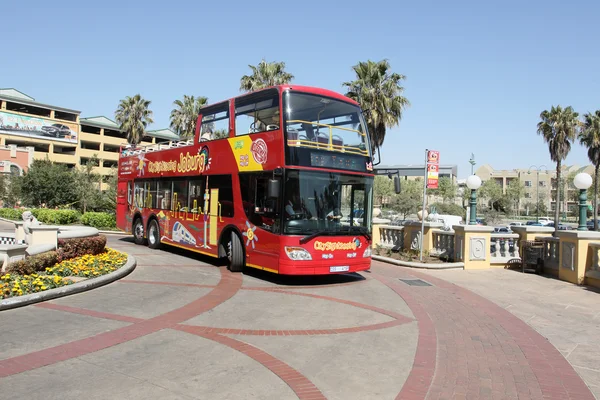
81,212,116,229
0,208,28,220
31,209,80,225
7,235,107,275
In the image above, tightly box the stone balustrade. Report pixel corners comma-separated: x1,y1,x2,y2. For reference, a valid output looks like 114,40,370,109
490,233,520,265
431,230,455,259
378,225,404,250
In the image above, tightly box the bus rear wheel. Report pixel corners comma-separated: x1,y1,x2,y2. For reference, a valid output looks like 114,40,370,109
133,217,145,245
147,219,161,249
227,232,245,272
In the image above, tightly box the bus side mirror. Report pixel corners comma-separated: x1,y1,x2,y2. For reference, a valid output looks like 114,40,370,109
268,179,280,198
394,176,401,194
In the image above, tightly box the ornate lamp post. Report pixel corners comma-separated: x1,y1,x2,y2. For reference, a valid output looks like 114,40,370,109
466,175,482,225
573,173,592,231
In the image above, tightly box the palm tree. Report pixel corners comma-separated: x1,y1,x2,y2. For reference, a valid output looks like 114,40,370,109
170,95,209,140
579,110,600,230
115,94,154,145
240,59,294,92
342,59,409,151
537,105,579,233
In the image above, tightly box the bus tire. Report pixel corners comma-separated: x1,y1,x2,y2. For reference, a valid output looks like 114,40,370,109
133,217,146,245
228,232,245,272
147,219,161,249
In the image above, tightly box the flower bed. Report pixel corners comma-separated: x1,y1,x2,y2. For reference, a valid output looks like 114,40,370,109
0,248,127,299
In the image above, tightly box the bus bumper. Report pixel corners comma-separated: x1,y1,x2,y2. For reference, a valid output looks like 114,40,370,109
277,258,371,275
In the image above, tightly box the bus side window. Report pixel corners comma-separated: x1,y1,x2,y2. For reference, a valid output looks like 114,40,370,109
199,102,229,142
127,182,132,205
189,179,205,213
134,181,145,209
207,175,234,217
172,180,189,211
234,89,280,136
157,181,171,210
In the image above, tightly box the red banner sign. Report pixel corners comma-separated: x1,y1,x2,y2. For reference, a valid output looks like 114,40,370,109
426,150,440,189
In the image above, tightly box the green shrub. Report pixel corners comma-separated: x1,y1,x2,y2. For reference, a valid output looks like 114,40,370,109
81,212,116,229
431,203,465,217
31,209,80,225
0,208,29,221
58,235,107,260
8,251,60,275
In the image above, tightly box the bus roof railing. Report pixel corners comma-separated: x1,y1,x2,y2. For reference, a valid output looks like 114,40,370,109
120,138,194,156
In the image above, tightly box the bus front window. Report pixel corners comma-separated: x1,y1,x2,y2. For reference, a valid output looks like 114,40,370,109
283,170,373,236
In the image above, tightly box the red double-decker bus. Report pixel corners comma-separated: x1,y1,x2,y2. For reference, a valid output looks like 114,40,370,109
116,85,374,275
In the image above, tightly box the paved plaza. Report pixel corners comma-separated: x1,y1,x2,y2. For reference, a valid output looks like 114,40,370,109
0,235,598,399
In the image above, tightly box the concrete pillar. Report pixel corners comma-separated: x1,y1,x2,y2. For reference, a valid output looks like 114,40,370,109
453,225,494,269
511,226,555,244
403,221,443,252
556,230,600,285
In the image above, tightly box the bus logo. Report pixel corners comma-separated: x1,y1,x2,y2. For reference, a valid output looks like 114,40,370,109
251,139,268,164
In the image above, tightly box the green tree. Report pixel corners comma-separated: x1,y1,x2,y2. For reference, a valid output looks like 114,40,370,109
343,59,409,150
170,95,209,140
579,110,600,230
373,175,394,206
74,156,101,213
505,179,525,215
20,159,77,208
537,105,579,231
392,179,422,219
240,59,294,92
479,179,503,209
430,177,456,203
115,94,154,145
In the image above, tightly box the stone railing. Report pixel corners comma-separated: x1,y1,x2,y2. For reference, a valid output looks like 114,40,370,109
431,230,455,259
378,225,404,250
490,233,520,264
539,236,560,271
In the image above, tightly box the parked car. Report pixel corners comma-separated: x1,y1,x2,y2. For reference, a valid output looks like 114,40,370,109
587,220,600,230
493,226,512,234
41,123,72,138
526,221,543,226
509,222,525,227
537,217,552,226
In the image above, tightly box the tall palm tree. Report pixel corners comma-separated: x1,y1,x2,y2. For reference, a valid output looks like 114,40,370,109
579,110,600,230
343,59,409,151
115,94,154,145
537,105,579,233
240,59,294,92
170,95,209,140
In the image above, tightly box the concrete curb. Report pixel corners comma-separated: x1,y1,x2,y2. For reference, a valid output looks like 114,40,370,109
372,254,464,270
0,254,137,311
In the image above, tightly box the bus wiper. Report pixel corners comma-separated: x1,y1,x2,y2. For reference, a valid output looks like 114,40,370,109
299,230,338,244
346,226,372,241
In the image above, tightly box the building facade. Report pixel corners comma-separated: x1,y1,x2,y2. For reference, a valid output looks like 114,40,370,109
0,88,178,182
475,164,595,216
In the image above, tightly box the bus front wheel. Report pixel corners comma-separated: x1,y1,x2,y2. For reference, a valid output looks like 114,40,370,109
227,232,245,272
133,218,145,245
147,219,161,250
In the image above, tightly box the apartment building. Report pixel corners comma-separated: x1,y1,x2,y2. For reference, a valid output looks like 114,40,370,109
475,164,595,215
0,88,178,181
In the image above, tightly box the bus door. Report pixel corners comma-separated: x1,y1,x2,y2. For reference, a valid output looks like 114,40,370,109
117,179,130,232
239,173,280,272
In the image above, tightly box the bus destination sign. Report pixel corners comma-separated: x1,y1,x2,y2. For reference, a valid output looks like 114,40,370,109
310,152,365,172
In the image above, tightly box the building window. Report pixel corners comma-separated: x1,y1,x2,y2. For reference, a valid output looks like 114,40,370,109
525,181,532,187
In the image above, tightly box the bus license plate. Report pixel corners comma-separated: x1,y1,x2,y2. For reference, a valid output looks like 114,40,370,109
330,266,349,272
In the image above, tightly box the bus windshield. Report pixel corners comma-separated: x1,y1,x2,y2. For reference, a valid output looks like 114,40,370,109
283,170,373,236
284,92,371,157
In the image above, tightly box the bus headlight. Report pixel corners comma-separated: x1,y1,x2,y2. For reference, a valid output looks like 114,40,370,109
362,246,372,258
284,247,312,261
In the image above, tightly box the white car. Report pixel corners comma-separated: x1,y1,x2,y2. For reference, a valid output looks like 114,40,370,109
537,217,552,226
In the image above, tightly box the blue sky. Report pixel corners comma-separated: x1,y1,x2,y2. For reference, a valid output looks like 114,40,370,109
3,0,599,178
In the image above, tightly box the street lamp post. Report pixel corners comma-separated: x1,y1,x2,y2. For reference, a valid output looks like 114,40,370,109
573,173,593,231
528,165,547,223
466,175,482,225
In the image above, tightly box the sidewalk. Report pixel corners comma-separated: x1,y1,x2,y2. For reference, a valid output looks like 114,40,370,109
418,267,600,398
